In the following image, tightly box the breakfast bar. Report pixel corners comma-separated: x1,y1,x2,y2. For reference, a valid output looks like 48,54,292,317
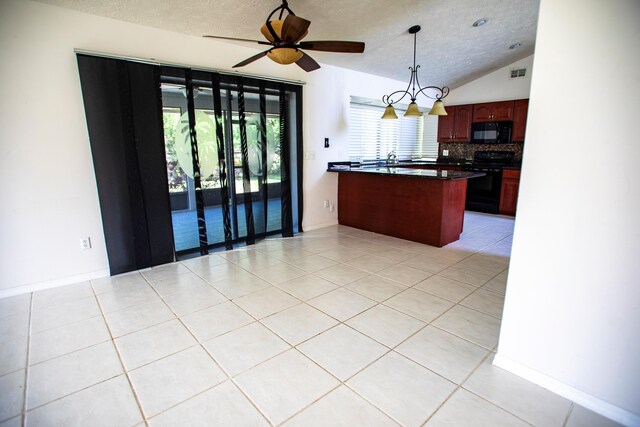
328,165,484,247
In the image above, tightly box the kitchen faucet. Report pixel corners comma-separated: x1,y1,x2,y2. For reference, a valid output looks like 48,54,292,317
386,151,398,165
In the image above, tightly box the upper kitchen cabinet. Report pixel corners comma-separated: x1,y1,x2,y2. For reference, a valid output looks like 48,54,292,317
512,99,529,142
437,105,472,142
473,101,515,122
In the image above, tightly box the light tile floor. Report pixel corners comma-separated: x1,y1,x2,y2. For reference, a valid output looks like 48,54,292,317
0,212,624,426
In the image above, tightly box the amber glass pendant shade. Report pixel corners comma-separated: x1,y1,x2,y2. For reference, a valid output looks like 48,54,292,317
428,100,448,116
266,48,304,65
404,101,422,117
261,20,285,42
381,104,398,119
260,20,308,43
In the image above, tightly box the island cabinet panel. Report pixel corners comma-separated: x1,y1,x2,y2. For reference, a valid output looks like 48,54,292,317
473,101,515,122
499,169,521,216
512,99,529,142
437,105,472,142
337,173,468,247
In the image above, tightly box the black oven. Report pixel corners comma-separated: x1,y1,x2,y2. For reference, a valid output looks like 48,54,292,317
471,121,512,144
463,151,515,214
463,167,503,213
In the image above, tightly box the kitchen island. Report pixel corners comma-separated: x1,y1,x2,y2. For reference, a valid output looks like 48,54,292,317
328,164,484,247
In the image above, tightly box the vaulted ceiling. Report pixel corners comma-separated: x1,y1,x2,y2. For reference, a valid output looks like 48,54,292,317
34,0,540,88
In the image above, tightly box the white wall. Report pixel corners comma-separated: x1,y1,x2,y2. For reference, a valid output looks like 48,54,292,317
0,0,404,295
495,0,640,424
446,55,533,105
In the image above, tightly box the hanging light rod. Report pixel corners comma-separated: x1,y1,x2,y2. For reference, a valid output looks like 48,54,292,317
381,25,450,119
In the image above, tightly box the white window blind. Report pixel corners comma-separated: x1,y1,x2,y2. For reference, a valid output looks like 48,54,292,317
349,98,439,162
422,114,439,159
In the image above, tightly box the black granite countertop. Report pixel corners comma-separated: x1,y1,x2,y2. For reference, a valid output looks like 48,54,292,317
328,158,522,171
327,165,484,180
329,159,471,168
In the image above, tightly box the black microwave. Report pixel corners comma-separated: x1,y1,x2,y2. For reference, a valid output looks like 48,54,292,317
471,121,513,144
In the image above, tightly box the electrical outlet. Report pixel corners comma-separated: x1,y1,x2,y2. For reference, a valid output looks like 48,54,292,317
304,151,316,160
80,237,92,250
443,149,449,157
324,138,330,148
329,203,335,212
323,200,329,208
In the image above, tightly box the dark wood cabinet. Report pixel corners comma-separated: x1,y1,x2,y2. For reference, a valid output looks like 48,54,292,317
453,105,472,142
473,101,515,122
437,105,472,142
437,112,454,142
338,172,469,247
499,169,521,216
512,99,529,142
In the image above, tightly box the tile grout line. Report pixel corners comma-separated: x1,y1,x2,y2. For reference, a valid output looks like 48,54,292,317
138,267,275,426
419,351,492,427
89,281,150,427
265,299,463,425
160,256,404,425
14,216,514,425
236,220,512,424
562,403,576,427
450,353,538,427
20,292,33,427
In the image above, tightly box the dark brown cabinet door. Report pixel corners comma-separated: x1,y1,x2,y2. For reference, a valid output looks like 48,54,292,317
453,105,472,142
473,104,493,122
473,101,514,122
438,111,455,142
438,105,472,142
492,101,514,121
499,169,521,216
512,99,529,142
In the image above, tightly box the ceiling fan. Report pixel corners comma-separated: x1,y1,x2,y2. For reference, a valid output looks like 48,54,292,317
203,0,365,72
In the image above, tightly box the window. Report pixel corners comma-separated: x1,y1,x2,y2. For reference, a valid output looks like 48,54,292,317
349,97,439,162
162,107,187,193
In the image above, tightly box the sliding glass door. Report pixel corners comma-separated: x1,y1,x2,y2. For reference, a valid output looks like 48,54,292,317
160,69,301,257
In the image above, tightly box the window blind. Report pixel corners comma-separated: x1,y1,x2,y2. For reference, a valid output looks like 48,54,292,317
349,99,439,162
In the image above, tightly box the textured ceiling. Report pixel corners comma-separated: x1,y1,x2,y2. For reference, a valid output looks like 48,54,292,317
34,0,540,88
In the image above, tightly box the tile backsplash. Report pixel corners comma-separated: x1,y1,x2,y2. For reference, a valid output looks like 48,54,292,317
439,142,524,160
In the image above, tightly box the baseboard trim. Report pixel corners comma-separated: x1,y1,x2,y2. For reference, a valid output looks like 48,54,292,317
493,354,639,427
301,220,339,231
0,269,110,299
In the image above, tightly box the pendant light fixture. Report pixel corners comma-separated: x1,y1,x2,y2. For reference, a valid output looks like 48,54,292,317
381,25,450,119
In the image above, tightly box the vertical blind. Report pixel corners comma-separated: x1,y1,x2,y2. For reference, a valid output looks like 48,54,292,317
349,99,439,161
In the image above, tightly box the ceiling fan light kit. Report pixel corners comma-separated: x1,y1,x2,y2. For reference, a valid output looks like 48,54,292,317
267,47,304,65
203,0,365,72
381,25,450,119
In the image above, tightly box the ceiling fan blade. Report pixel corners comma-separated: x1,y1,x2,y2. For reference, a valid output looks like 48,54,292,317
280,14,311,43
295,52,321,72
233,50,270,68
298,41,365,53
203,35,267,44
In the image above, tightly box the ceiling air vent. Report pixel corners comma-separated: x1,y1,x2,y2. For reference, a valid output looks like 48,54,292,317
510,68,527,79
